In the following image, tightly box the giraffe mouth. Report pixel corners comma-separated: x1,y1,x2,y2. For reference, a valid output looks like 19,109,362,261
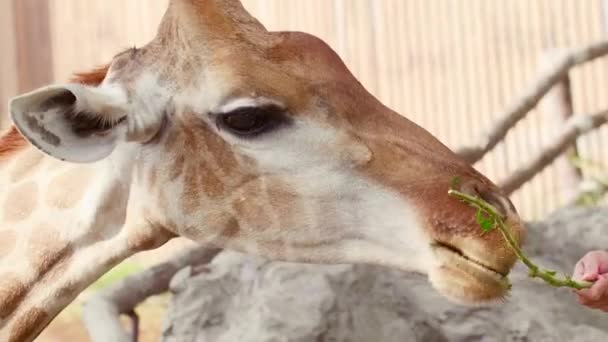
432,242,507,278
429,242,512,304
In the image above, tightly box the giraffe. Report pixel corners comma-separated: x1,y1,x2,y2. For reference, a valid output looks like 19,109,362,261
0,0,524,340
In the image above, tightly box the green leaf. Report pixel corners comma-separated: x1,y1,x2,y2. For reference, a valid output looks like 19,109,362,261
475,209,484,224
450,176,461,190
476,210,495,233
479,219,494,232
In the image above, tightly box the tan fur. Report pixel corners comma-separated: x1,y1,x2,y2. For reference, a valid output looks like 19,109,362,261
9,149,45,183
27,226,74,278
45,168,94,209
0,230,16,259
126,220,176,252
231,189,273,232
3,182,38,222
1,102,117,339
7,308,48,342
148,166,158,188
0,127,28,162
0,274,27,320
90,182,128,237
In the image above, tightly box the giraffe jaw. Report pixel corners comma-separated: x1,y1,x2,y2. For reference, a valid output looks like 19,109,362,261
428,243,512,305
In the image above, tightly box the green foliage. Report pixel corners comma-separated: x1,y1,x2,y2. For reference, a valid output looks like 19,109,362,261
89,261,144,291
448,182,593,290
475,209,495,233
570,156,608,207
450,176,462,190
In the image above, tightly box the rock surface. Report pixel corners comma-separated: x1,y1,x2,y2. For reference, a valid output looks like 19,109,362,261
162,207,608,342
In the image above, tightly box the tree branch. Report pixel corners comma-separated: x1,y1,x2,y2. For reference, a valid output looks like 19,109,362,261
499,110,608,195
568,178,608,207
456,40,608,164
83,246,222,342
448,189,592,290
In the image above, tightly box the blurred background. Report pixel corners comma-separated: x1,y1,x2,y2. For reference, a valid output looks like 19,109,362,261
1,0,608,341
3,0,608,220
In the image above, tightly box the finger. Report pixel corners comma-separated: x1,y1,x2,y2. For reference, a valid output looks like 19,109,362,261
573,259,586,281
575,276,607,302
598,251,608,275
584,275,608,301
581,253,601,281
575,291,602,306
576,293,592,305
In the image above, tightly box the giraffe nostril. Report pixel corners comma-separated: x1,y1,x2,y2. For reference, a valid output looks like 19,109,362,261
458,180,513,220
476,188,511,220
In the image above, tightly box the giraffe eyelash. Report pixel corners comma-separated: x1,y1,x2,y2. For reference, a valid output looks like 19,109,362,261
214,104,292,138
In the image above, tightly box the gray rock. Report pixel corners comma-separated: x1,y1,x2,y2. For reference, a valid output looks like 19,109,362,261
162,207,608,342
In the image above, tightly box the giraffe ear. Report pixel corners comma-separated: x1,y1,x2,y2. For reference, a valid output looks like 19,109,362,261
9,84,129,163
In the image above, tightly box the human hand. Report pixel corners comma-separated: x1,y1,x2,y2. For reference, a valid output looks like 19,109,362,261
572,250,608,312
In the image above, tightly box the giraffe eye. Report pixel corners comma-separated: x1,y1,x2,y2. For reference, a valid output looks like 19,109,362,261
218,105,288,137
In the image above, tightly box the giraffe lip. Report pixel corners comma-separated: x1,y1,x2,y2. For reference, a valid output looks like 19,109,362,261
432,242,507,278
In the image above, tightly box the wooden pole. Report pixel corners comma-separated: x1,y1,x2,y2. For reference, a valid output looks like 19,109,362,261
0,1,17,130
538,50,582,202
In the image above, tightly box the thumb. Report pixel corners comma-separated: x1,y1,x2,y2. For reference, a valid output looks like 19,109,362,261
583,270,600,282
580,253,602,281
573,260,585,281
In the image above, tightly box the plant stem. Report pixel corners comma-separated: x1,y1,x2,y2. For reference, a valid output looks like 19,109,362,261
447,189,593,290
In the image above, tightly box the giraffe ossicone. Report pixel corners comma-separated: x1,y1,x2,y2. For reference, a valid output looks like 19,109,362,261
0,0,524,340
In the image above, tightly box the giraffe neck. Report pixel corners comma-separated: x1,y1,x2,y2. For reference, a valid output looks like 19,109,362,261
0,143,169,342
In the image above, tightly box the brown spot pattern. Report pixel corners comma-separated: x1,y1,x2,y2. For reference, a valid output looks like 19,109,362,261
27,226,74,278
3,182,38,222
205,134,238,177
207,217,241,246
197,162,225,198
169,154,186,180
46,168,93,209
127,225,175,252
163,127,181,154
181,125,199,152
0,274,28,319
0,230,17,259
55,282,80,301
265,179,299,230
232,193,272,232
10,149,44,182
182,163,204,214
148,167,158,187
221,217,241,239
8,308,49,342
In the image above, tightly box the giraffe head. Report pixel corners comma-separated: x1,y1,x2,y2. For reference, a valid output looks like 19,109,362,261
9,0,523,304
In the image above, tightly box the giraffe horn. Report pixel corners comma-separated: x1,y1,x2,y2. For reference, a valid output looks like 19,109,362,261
161,0,267,41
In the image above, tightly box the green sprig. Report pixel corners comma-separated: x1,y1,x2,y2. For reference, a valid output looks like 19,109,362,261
447,186,593,290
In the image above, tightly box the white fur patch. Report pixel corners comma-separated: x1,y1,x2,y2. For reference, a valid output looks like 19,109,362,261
123,72,171,142
209,116,433,272
216,97,284,113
